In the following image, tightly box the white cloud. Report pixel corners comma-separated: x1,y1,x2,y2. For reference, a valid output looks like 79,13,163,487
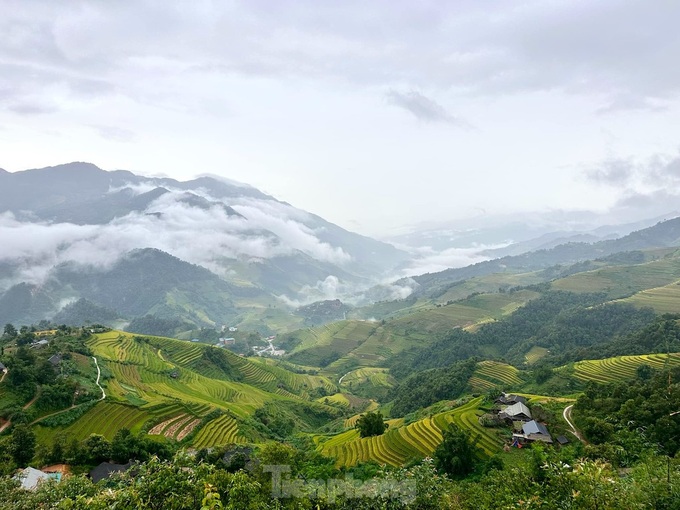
0,188,354,289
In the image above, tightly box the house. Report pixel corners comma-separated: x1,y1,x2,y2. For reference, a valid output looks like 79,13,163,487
32,339,49,349
499,402,532,422
191,339,200,343
556,435,569,446
513,420,553,444
222,445,255,471
48,354,62,367
88,461,133,483
495,393,527,406
0,362,6,373
15,467,60,490
228,327,238,332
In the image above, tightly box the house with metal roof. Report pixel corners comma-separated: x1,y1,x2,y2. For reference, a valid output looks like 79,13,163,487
495,393,527,406
499,402,532,422
513,420,553,443
15,467,60,490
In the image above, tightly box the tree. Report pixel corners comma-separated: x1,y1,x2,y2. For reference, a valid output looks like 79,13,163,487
8,424,36,467
85,434,111,464
433,425,478,478
3,323,17,339
355,411,388,438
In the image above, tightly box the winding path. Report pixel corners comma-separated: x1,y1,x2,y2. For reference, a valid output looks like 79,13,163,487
29,357,105,425
338,371,353,385
93,356,105,400
563,404,586,443
0,384,40,432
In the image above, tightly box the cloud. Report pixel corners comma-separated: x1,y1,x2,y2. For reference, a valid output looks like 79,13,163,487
0,188,353,290
6,101,58,115
585,158,635,187
386,90,468,125
3,1,679,112
90,124,136,142
276,275,350,308
398,244,500,277
595,94,669,115
585,149,680,190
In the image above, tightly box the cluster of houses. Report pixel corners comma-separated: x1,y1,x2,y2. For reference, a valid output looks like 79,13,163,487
14,462,133,491
14,447,255,491
494,393,568,447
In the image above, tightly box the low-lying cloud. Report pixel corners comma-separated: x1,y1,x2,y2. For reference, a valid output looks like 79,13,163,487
0,189,352,291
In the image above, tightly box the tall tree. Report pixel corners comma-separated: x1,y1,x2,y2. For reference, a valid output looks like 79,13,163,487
8,424,36,467
3,323,17,339
355,411,388,438
433,425,478,478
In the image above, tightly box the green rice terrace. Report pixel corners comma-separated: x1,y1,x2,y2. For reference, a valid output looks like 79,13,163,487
315,396,552,468
30,330,343,448
568,353,680,385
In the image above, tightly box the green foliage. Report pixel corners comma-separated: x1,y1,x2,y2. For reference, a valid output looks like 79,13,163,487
389,292,655,378
2,323,17,339
355,411,388,438
127,315,194,337
38,399,99,427
8,424,36,467
389,359,477,416
433,425,478,478
574,367,680,459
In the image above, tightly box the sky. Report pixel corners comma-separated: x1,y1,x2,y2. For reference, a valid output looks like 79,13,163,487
1,0,680,237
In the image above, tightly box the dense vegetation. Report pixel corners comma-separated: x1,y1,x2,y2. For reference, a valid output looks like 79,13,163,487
0,439,678,509
574,366,680,460
390,291,655,378
388,359,477,416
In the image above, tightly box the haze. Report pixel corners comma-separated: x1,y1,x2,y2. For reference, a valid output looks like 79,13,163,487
1,1,679,236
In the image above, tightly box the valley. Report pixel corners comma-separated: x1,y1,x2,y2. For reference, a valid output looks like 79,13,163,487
3,166,680,507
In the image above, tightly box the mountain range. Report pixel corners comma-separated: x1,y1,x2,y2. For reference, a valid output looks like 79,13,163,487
3,161,680,333
0,162,407,328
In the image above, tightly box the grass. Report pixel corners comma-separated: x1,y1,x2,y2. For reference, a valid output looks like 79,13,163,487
317,397,504,467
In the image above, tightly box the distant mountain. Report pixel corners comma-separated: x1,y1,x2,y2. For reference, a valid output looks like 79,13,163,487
52,298,122,326
408,216,680,298
0,162,409,326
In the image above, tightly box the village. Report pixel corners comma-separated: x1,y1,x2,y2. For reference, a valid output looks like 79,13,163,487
491,392,570,449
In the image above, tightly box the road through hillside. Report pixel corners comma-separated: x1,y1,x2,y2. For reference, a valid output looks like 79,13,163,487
563,404,586,443
93,356,105,400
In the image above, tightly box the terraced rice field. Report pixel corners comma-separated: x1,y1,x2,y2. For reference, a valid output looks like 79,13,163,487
469,361,523,392
572,353,680,384
55,402,155,440
339,367,395,388
148,412,201,440
66,331,344,442
288,321,380,367
193,414,245,448
552,256,680,299
319,397,502,467
317,393,351,407
525,346,550,365
616,281,680,314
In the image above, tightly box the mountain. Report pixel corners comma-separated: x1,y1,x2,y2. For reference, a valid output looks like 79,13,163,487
407,216,680,298
0,162,408,327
